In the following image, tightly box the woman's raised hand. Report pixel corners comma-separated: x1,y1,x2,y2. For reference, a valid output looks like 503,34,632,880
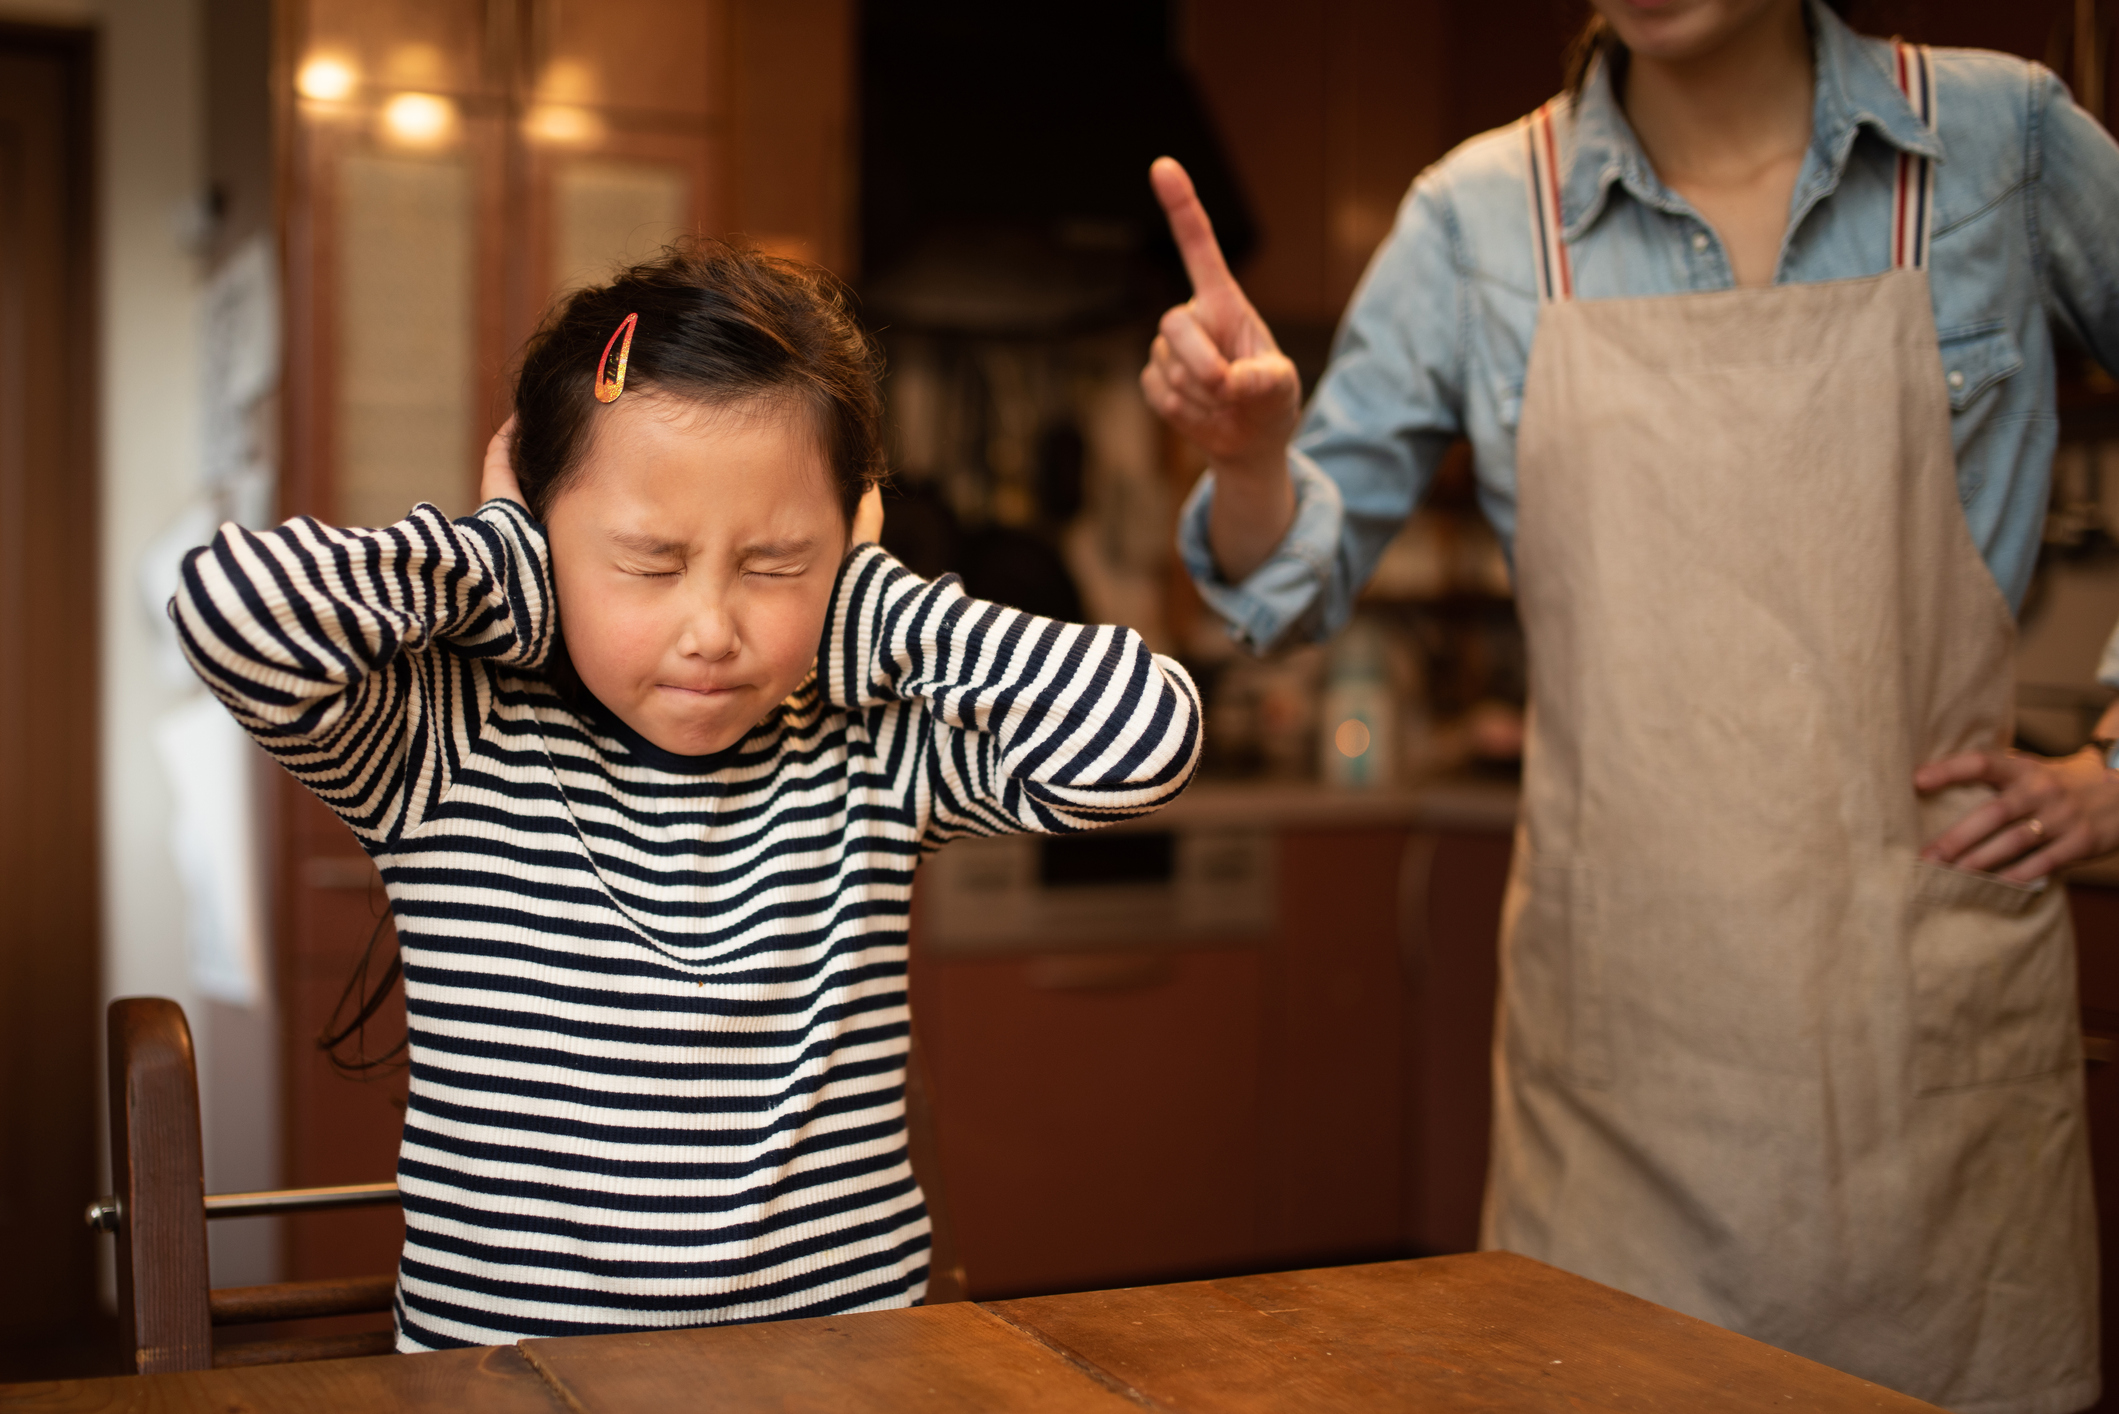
1140,158,1301,477
1141,158,1302,582
481,416,525,508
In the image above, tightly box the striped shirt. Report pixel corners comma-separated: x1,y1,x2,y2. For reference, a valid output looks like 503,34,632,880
171,499,1201,1350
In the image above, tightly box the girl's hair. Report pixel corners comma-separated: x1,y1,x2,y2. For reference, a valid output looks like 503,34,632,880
510,237,886,523
1565,0,1854,99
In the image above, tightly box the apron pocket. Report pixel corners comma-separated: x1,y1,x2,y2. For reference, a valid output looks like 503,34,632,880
1501,861,1609,1086
1907,858,2076,1094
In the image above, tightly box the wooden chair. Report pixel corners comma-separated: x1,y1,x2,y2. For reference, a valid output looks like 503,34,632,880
92,997,969,1374
90,997,401,1373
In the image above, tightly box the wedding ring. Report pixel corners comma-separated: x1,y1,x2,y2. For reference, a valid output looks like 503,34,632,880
2026,817,2046,839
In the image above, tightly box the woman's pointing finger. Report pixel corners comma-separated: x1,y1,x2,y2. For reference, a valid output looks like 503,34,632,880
1150,156,1240,302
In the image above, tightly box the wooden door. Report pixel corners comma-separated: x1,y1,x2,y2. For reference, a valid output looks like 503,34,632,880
0,20,99,1350
272,0,856,1285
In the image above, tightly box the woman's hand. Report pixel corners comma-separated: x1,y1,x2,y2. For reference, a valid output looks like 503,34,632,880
1140,157,1301,582
1917,743,2119,882
851,484,884,547
480,416,524,507
1140,159,1302,472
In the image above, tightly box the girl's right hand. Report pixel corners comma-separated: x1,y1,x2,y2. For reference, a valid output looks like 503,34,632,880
481,416,525,507
1138,157,1302,479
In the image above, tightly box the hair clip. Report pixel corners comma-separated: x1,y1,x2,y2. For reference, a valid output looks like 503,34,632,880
594,313,639,403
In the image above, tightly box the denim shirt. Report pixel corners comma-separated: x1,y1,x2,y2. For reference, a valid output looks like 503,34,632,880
1180,1,2119,658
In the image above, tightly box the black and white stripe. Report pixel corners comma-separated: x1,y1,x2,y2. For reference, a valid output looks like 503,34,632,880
172,500,1201,1350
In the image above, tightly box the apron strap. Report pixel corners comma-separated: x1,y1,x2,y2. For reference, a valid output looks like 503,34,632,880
1523,100,1572,304
1890,40,1937,270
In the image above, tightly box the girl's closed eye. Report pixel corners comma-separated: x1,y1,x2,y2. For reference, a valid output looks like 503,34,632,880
740,539,818,579
608,530,687,578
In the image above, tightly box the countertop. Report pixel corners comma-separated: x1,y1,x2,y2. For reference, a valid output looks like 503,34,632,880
1111,775,1521,835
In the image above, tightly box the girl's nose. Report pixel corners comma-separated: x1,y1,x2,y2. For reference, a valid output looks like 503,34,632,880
674,590,740,662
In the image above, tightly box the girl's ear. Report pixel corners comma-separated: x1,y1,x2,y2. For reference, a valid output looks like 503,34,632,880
850,484,885,547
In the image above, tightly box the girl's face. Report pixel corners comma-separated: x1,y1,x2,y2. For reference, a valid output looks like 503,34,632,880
1590,0,1800,64
545,394,849,757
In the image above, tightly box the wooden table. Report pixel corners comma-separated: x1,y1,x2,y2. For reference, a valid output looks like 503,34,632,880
0,1252,1938,1411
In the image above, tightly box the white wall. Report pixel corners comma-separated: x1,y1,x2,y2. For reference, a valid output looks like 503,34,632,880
3,0,282,1289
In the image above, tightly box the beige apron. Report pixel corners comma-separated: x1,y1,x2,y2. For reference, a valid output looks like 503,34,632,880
1484,70,2097,1414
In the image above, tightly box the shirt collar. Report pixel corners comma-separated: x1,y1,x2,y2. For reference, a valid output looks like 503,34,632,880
1557,0,1945,241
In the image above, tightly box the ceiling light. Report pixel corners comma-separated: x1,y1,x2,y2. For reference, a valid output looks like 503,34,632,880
525,104,604,146
296,55,357,102
380,92,456,147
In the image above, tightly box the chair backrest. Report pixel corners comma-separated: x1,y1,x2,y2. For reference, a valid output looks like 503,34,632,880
102,997,398,1373
106,997,212,1372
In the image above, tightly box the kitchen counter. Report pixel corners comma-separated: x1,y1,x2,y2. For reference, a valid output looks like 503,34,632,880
1108,775,1520,835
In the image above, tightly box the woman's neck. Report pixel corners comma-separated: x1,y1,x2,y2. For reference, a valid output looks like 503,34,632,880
1618,1,1814,286
1621,4,1813,189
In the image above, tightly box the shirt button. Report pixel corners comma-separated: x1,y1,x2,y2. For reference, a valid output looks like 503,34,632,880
1947,370,1966,390
1691,231,1710,252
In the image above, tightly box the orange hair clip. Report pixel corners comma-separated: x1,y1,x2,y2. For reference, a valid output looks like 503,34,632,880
594,313,639,403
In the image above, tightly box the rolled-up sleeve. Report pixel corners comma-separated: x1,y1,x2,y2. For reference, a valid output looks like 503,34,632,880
1177,453,1345,654
1179,176,1469,654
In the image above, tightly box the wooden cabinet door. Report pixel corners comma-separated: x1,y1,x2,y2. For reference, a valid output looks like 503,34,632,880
909,825,1503,1299
909,945,1268,1298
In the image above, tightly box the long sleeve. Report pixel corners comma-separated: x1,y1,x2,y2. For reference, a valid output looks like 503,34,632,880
1178,175,1469,654
2035,65,2119,374
170,499,554,845
820,543,1201,841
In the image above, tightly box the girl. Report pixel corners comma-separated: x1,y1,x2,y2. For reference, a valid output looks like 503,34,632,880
1144,0,2119,1409
174,240,1200,1350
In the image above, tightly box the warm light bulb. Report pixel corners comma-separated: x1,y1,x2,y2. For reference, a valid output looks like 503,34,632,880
380,92,456,147
524,104,604,146
296,55,358,102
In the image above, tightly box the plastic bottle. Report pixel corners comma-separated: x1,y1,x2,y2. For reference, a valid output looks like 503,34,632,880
1319,617,1395,789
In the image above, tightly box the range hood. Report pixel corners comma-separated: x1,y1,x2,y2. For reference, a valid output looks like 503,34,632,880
861,0,1257,335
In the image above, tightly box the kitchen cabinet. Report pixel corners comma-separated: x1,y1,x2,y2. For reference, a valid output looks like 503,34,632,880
909,785,1516,1298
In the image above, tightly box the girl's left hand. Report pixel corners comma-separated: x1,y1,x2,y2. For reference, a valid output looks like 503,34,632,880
851,484,884,546
1918,745,2119,882
481,416,524,507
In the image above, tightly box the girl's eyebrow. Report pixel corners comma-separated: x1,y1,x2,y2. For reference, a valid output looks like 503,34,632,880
607,529,688,556
741,537,817,559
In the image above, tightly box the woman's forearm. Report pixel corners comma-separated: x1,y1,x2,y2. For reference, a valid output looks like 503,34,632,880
1204,453,1298,584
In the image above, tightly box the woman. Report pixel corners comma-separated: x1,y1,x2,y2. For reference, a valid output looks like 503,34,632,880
1144,1,2119,1409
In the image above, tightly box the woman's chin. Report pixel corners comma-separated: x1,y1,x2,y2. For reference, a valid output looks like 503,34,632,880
1600,0,1790,64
